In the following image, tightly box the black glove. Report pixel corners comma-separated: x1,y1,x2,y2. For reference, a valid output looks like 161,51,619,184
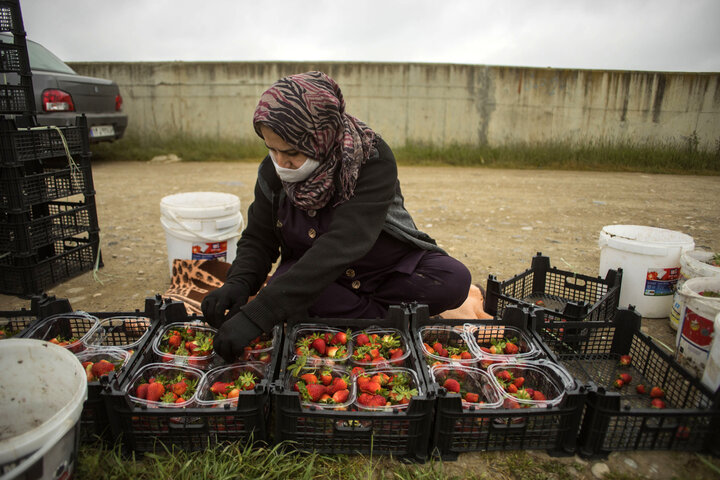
201,283,248,329
214,310,265,363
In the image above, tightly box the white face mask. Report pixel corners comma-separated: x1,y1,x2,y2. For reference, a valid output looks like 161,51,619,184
269,151,320,183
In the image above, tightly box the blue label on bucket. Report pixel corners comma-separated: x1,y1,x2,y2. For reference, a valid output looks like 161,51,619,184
644,267,680,296
192,241,228,262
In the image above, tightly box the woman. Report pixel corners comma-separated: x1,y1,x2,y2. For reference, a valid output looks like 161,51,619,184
203,71,471,362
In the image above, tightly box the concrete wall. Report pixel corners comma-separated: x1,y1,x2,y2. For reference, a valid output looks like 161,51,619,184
69,61,720,151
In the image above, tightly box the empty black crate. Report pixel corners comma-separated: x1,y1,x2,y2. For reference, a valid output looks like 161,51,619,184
0,1,25,35
0,41,30,73
410,303,587,459
485,252,622,323
0,121,86,166
534,307,720,457
0,198,99,253
0,235,101,295
1,294,73,339
273,306,434,462
102,300,281,453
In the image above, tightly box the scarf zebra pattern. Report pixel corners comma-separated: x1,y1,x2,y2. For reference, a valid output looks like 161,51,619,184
253,71,376,210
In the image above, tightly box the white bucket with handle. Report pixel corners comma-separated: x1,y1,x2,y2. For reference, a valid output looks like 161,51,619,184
160,192,244,275
669,249,720,330
0,339,87,480
598,225,694,318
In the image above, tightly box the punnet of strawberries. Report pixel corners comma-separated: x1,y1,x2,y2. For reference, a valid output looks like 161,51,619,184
489,363,566,409
351,328,408,368
209,371,259,400
354,368,420,410
286,359,353,409
155,323,216,368
430,364,503,409
419,326,476,366
196,363,266,406
238,332,275,365
130,369,201,406
292,326,351,363
77,350,129,383
0,325,23,339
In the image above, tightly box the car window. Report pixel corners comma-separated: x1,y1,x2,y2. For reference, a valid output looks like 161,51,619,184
0,34,76,75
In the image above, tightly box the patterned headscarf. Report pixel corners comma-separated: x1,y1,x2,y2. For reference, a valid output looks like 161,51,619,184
253,71,376,211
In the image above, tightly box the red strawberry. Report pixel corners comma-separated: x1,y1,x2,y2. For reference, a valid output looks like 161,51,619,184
497,370,512,383
319,372,333,386
168,333,181,348
504,342,519,354
532,390,546,401
210,381,232,395
636,384,646,394
90,359,116,378
310,338,326,356
513,376,525,388
619,373,632,384
300,373,318,385
651,398,666,409
332,389,349,403
619,355,632,366
370,395,388,407
503,398,521,409
136,383,149,399
507,383,518,394
464,392,480,403
328,377,348,395
460,351,473,360
325,346,339,358
443,378,461,393
352,366,365,376
330,331,347,345
362,380,382,394
613,378,624,388
358,393,373,405
172,381,188,396
432,342,443,353
355,333,370,346
650,387,665,398
146,382,165,402
305,384,327,402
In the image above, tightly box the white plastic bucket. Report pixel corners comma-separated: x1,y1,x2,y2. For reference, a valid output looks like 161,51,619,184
701,311,720,392
674,277,720,381
669,250,720,330
160,192,244,275
598,225,694,318
0,339,87,480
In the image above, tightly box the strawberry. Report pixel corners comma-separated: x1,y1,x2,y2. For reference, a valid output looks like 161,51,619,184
619,373,632,384
443,378,461,393
497,370,512,383
330,331,347,345
358,393,374,406
90,359,116,378
168,333,181,348
332,389,349,403
328,377,348,395
503,398,521,409
210,381,232,395
504,342,519,354
304,383,327,402
464,392,480,403
236,372,257,391
636,384,646,394
460,351,473,360
650,387,665,398
326,346,339,358
355,333,370,346
227,388,241,399
619,355,632,366
513,376,525,388
146,382,165,402
136,383,149,399
310,337,326,355
613,378,624,388
84,363,95,382
362,380,382,394
352,366,365,376
370,395,388,407
532,390,546,401
171,381,187,396
506,383,518,394
300,373,318,385
319,372,333,386
651,398,666,409
432,342,444,353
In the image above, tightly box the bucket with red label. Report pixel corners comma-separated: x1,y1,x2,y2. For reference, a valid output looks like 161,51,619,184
675,277,720,381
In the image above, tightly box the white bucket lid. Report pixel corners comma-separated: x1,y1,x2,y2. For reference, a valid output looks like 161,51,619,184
160,192,241,219
0,339,87,465
599,225,694,256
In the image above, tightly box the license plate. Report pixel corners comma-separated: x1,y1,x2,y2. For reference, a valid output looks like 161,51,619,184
89,125,115,138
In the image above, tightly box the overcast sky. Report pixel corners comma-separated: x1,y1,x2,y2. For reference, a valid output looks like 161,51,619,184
18,0,720,72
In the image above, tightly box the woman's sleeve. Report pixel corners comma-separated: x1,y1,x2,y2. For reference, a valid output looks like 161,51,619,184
224,160,281,297
241,139,398,332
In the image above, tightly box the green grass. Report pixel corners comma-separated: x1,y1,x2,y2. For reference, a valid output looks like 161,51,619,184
91,133,720,175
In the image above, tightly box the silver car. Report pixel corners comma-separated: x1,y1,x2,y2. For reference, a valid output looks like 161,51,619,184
0,33,128,142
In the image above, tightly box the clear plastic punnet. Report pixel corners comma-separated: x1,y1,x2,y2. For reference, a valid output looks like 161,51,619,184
82,315,152,351
417,325,478,367
488,361,573,409
430,364,504,410
125,363,204,408
350,326,411,369
196,362,266,408
75,347,131,383
153,321,218,370
23,311,99,354
354,367,423,412
237,324,281,370
464,323,542,369
289,324,352,366
284,361,354,411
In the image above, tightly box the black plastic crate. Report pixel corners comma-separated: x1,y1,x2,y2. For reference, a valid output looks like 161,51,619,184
0,157,94,212
0,121,86,166
533,307,720,457
0,198,99,253
0,235,101,295
0,1,25,35
1,294,73,339
0,82,32,114
409,303,587,459
272,306,434,462
101,300,282,453
0,41,30,74
485,252,622,324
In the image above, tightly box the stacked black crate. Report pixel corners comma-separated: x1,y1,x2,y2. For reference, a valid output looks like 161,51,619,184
0,0,101,295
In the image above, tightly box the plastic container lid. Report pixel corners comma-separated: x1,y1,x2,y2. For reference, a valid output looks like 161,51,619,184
284,363,354,411
354,367,422,412
153,321,218,370
125,363,204,408
160,192,241,219
430,364,504,409
350,327,411,369
417,325,478,366
83,315,152,351
196,362,266,407
22,311,99,354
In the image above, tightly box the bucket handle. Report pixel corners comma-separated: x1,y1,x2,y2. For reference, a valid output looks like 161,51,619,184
0,417,76,480
164,208,244,242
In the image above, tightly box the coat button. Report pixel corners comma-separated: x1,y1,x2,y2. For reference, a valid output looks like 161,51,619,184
351,280,361,289
308,209,317,217
276,220,283,228
345,268,355,278
308,228,317,239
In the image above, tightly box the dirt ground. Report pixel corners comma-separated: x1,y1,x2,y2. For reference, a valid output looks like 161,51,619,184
2,160,719,478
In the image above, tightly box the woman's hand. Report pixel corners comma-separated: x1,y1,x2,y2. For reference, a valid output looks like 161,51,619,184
201,283,248,328
214,310,264,363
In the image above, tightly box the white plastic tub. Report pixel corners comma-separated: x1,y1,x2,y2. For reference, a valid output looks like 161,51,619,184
0,339,87,480
670,250,720,330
